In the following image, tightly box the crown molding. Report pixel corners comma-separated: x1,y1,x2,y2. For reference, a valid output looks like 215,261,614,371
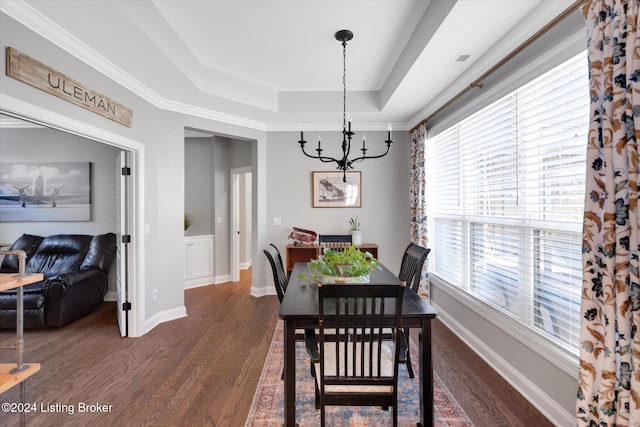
1,1,412,134
1,1,270,131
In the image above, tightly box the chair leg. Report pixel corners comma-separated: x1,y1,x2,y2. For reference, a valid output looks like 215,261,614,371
402,328,415,378
305,329,319,362
393,404,398,427
398,328,408,362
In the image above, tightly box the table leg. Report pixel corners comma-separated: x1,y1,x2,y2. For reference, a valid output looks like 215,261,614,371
283,320,297,426
419,318,434,427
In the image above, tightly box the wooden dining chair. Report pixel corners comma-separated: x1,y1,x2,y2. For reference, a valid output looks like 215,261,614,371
263,244,319,377
397,243,430,378
314,282,406,427
318,234,352,251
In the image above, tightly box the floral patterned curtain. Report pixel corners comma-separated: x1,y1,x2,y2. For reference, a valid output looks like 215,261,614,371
409,124,429,298
577,1,640,425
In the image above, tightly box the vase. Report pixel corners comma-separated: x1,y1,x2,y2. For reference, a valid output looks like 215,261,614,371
351,230,363,246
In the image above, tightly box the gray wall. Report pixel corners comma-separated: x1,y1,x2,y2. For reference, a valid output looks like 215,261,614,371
184,137,214,236
0,126,120,239
184,135,253,279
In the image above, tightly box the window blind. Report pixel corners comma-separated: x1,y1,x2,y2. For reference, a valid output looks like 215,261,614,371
426,51,588,353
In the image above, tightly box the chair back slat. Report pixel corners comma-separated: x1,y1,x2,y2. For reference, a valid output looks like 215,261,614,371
319,234,352,252
318,283,405,385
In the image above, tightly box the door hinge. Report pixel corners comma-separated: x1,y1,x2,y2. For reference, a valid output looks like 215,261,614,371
122,235,131,244
122,301,132,311
121,166,131,176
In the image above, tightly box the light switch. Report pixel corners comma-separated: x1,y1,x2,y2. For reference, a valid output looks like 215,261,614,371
273,217,282,226
217,216,222,224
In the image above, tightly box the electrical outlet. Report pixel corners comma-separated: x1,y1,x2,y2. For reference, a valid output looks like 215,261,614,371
152,289,158,300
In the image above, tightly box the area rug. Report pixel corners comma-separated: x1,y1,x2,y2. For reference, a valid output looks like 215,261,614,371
246,320,474,426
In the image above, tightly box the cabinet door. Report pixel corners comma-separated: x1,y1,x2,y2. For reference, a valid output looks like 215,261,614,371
185,236,214,283
188,238,213,278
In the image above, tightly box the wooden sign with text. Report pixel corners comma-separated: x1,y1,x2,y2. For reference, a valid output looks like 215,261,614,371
6,47,133,127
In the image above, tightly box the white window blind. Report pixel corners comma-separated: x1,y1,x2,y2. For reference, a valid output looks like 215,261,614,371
426,51,588,353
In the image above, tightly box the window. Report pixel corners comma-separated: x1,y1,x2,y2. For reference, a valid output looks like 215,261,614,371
426,51,588,354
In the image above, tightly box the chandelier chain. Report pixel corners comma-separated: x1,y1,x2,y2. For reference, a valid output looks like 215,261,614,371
343,40,347,130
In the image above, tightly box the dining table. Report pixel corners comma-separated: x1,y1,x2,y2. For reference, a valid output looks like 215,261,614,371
279,261,438,427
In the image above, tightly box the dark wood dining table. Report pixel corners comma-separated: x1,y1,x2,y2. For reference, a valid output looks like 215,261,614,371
279,261,438,427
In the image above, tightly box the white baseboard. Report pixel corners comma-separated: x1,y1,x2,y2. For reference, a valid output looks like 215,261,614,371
432,303,575,427
215,274,231,284
144,305,187,334
184,275,215,289
240,259,252,269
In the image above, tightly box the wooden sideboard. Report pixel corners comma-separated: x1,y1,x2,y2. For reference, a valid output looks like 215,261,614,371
285,244,379,275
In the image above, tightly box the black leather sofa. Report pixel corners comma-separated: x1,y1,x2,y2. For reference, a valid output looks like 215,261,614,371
0,233,116,328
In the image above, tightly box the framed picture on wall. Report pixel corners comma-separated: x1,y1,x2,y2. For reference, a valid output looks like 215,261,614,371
312,170,362,208
0,162,91,222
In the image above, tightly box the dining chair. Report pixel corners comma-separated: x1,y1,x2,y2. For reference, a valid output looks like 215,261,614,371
397,242,431,378
264,244,287,303
318,234,352,251
263,244,319,377
314,282,406,427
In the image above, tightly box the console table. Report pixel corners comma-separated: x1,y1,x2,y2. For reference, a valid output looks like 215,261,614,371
285,243,378,275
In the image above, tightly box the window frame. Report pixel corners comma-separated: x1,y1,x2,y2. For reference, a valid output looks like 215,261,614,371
424,51,588,375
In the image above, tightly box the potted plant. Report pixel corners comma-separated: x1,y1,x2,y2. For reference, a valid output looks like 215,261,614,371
184,214,193,232
306,245,380,283
348,216,363,246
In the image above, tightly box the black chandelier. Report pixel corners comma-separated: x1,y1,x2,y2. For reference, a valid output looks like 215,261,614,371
298,29,393,182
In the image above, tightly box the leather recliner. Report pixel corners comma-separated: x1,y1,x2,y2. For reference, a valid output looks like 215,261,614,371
0,232,116,328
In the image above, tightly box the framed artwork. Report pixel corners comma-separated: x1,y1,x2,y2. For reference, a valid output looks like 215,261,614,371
0,162,91,222
312,171,362,208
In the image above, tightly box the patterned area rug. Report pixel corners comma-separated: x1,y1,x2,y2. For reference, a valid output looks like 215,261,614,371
246,320,474,426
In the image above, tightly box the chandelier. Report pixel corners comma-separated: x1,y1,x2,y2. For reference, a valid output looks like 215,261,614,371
298,29,393,182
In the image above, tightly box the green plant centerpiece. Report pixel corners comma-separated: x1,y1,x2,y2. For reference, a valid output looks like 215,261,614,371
305,245,381,284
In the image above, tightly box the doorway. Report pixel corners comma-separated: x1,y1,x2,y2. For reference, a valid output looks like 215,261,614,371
230,167,252,282
1,95,145,337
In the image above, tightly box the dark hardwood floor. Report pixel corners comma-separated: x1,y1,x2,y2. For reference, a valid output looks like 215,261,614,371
0,268,552,426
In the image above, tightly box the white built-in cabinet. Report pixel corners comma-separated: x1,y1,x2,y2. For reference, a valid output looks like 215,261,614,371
184,235,214,289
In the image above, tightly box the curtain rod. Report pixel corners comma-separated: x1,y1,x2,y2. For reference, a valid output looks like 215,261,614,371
409,0,588,134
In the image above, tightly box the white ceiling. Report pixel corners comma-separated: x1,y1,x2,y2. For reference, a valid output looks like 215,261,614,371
4,0,576,131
